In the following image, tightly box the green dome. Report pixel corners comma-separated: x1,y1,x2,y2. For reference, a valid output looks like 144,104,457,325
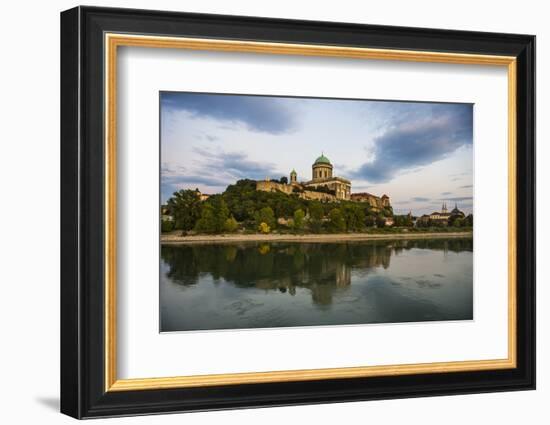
314,154,331,165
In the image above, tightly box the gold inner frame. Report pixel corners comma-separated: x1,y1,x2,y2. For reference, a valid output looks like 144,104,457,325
104,33,517,392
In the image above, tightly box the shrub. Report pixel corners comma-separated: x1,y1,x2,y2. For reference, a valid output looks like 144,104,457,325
224,216,239,233
258,222,271,234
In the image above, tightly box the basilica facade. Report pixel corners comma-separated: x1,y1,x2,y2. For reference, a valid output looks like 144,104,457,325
301,154,351,200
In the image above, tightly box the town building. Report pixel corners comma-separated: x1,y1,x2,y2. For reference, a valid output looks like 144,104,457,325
160,205,173,222
195,190,211,202
384,217,394,226
417,203,465,226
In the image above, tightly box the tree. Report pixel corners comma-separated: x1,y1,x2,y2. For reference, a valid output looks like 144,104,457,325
342,203,365,232
453,217,464,227
308,202,324,233
167,189,202,231
221,179,257,221
393,214,412,227
194,203,217,233
280,176,288,184
293,209,305,233
194,197,230,233
376,215,386,228
328,208,346,232
211,197,229,232
254,207,276,230
224,215,239,233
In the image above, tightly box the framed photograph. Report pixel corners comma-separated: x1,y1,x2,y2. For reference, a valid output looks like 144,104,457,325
60,6,535,419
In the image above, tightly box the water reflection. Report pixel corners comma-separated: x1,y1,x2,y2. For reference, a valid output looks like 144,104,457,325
160,238,473,331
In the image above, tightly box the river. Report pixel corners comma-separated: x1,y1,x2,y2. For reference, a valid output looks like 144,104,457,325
160,238,473,332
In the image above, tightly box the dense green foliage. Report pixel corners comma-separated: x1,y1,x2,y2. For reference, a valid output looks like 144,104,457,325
194,196,229,233
255,206,276,230
163,180,471,235
292,209,305,232
167,189,202,231
308,202,324,233
328,208,346,232
224,216,239,233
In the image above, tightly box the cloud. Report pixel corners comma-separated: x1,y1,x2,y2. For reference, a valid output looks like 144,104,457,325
161,163,228,194
194,134,219,142
163,174,228,188
193,148,280,181
161,92,298,134
459,184,473,189
441,191,452,196
411,197,431,202
161,150,282,201
352,103,473,183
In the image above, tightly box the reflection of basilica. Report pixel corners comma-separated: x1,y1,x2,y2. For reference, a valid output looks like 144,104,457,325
161,240,417,306
335,263,351,288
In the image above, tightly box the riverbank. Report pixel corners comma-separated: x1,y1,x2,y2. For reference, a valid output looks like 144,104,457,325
161,231,473,244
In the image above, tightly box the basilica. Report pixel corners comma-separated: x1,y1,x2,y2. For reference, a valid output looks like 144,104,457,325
256,153,390,210
300,153,351,200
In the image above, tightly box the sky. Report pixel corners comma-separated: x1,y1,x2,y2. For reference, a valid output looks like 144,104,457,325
160,92,473,216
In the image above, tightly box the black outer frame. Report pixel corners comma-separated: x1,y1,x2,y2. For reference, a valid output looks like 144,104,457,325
60,6,535,419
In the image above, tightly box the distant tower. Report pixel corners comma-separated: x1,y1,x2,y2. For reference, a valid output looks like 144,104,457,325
290,169,297,184
442,203,448,214
312,153,333,181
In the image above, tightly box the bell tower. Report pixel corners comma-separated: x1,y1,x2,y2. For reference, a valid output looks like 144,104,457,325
290,169,297,184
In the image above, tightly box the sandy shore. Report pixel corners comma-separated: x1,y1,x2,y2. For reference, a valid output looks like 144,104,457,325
161,231,473,244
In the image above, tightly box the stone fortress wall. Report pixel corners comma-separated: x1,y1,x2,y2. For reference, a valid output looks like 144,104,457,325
256,180,338,202
350,192,390,212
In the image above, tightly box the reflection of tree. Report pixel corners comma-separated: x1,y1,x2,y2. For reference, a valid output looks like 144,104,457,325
160,238,473,306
